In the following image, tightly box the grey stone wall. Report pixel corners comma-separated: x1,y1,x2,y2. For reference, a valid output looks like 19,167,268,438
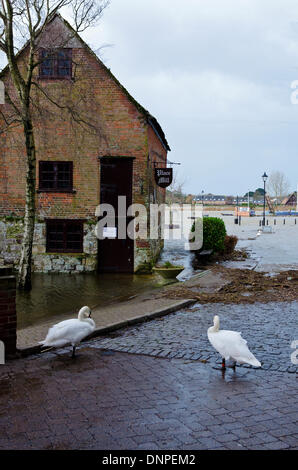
0,219,23,266
134,239,164,273
0,219,98,273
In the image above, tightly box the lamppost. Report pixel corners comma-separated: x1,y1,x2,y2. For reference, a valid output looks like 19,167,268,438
262,172,268,226
236,195,239,224
201,190,204,204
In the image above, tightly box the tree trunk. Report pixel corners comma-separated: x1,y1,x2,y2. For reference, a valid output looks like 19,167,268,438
18,117,36,291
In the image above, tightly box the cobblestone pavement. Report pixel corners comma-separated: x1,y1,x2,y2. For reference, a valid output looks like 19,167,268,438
90,301,298,373
0,301,297,450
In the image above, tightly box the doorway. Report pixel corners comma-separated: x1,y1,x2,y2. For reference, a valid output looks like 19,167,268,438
98,157,134,273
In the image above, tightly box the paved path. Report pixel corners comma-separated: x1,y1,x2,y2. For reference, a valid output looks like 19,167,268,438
17,295,195,350
91,301,298,373
0,301,297,450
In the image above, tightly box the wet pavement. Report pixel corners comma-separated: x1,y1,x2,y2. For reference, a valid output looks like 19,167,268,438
17,238,196,329
3,211,298,449
0,301,297,450
88,301,298,374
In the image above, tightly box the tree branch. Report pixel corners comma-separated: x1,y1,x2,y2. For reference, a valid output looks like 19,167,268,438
31,79,100,134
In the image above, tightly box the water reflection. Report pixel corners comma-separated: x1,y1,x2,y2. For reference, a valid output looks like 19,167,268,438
17,237,196,329
17,272,159,329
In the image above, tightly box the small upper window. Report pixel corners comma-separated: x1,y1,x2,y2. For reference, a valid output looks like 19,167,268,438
39,161,73,192
39,49,72,79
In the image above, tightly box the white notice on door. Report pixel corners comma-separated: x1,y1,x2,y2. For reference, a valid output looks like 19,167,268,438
103,227,117,238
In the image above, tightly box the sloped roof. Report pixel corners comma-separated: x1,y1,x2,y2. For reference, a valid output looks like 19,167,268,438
282,192,297,205
0,13,170,151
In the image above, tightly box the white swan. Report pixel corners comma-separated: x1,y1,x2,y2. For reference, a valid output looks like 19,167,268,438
207,315,261,370
39,306,95,358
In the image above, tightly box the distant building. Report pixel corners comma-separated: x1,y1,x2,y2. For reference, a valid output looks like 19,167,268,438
194,193,226,203
193,194,246,204
282,192,297,206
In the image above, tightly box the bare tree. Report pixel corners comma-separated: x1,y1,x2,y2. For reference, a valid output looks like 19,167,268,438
166,171,187,205
267,171,290,202
0,0,110,290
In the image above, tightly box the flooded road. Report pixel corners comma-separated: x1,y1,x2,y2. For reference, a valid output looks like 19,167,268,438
17,237,196,329
212,211,298,272
17,271,159,329
16,210,298,328
159,237,196,281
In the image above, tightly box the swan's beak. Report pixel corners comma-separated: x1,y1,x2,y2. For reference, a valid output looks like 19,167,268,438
89,311,92,318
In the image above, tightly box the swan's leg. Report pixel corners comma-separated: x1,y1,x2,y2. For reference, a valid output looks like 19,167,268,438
71,345,76,358
221,358,226,370
231,361,236,371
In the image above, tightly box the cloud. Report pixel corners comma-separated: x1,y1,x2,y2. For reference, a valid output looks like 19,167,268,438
86,0,298,194
2,0,298,194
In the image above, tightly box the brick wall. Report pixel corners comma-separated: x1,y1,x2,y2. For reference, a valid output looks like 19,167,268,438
0,267,17,357
0,17,169,271
0,46,151,219
147,124,168,261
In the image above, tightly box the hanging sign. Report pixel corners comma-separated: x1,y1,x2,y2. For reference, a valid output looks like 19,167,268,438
154,168,173,188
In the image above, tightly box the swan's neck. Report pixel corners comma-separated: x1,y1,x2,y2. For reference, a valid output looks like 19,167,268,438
78,307,91,321
209,318,220,333
78,313,93,325
82,317,95,328
208,326,217,334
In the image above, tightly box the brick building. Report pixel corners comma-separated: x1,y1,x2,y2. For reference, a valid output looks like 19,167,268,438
0,14,170,274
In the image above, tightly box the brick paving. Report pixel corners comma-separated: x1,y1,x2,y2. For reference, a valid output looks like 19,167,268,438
90,301,298,373
17,295,194,349
0,301,297,450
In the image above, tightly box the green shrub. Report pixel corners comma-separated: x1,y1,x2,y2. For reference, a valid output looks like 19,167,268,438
191,217,227,253
162,261,175,268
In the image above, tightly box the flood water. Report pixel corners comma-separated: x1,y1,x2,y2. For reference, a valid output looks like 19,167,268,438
17,237,196,329
16,271,161,329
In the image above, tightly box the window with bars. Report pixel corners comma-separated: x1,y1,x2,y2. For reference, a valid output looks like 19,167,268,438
39,49,72,79
39,161,73,192
46,220,83,253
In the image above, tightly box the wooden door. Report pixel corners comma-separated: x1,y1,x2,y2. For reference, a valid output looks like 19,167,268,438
98,158,134,273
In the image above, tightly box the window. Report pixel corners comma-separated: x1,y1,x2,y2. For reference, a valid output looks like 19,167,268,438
39,49,72,79
46,220,83,253
39,161,73,192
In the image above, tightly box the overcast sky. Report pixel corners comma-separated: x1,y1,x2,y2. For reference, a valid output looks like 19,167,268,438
2,0,298,195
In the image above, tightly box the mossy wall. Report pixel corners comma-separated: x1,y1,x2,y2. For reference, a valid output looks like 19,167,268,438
0,219,98,273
